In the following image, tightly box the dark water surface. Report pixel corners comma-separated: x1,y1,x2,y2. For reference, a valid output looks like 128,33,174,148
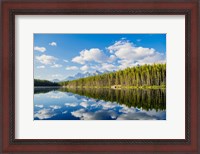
34,87,166,120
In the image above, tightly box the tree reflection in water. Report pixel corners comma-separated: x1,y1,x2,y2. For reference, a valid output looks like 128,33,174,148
35,87,166,111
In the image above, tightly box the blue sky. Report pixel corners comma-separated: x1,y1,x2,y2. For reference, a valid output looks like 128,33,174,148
34,34,166,80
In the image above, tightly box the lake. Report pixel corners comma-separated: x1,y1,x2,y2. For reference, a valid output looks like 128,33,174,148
34,87,166,120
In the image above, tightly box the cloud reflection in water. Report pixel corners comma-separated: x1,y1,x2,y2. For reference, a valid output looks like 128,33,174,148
34,88,166,120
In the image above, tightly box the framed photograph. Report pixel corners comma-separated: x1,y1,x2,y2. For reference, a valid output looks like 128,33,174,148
1,0,199,153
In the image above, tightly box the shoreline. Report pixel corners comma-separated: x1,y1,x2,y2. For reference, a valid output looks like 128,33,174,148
34,85,166,90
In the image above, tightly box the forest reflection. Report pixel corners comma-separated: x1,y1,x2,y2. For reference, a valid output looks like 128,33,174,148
35,87,166,111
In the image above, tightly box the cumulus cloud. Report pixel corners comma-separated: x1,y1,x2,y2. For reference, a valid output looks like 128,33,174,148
117,106,165,120
101,101,119,110
90,65,99,70
36,54,57,65
49,42,57,46
80,65,89,71
71,56,85,65
80,101,89,108
119,106,137,114
37,65,45,69
69,98,166,120
65,102,78,107
50,105,61,110
140,109,166,120
90,63,117,72
51,63,62,68
71,109,118,120
34,108,56,119
109,41,153,60
74,98,165,120
72,48,108,64
117,59,135,70
70,39,165,73
107,40,165,67
71,109,86,119
117,111,157,120
108,55,116,62
66,66,78,71
35,104,44,108
135,53,166,65
101,63,117,71
34,46,46,52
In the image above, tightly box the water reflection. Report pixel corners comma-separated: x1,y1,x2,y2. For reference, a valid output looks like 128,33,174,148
34,88,166,120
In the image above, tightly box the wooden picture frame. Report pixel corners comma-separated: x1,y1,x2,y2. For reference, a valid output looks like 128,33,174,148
1,0,199,153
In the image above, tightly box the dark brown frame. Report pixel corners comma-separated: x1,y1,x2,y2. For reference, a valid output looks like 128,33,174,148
0,0,199,153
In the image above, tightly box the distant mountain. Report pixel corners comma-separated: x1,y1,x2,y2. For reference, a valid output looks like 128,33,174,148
51,79,60,83
64,76,75,81
92,70,102,76
63,70,106,81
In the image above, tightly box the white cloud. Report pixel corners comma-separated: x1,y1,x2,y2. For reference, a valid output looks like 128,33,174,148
72,48,107,64
71,109,118,120
117,111,157,120
80,65,89,71
117,59,135,70
107,40,165,67
34,108,56,119
101,63,117,71
49,42,57,46
117,106,166,120
71,109,86,119
66,66,78,71
72,56,85,64
50,105,61,110
119,106,137,114
108,55,116,62
135,54,166,65
101,101,119,110
37,65,45,69
34,46,46,52
51,63,62,68
35,104,44,108
63,59,68,63
36,54,57,65
108,40,149,60
90,65,99,70
80,101,89,108
70,100,166,120
116,106,163,120
65,102,78,107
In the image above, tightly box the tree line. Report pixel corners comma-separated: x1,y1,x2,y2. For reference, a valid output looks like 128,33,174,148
34,79,60,87
59,63,166,88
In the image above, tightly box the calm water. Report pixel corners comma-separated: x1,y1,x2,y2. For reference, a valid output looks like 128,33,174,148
34,88,166,120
